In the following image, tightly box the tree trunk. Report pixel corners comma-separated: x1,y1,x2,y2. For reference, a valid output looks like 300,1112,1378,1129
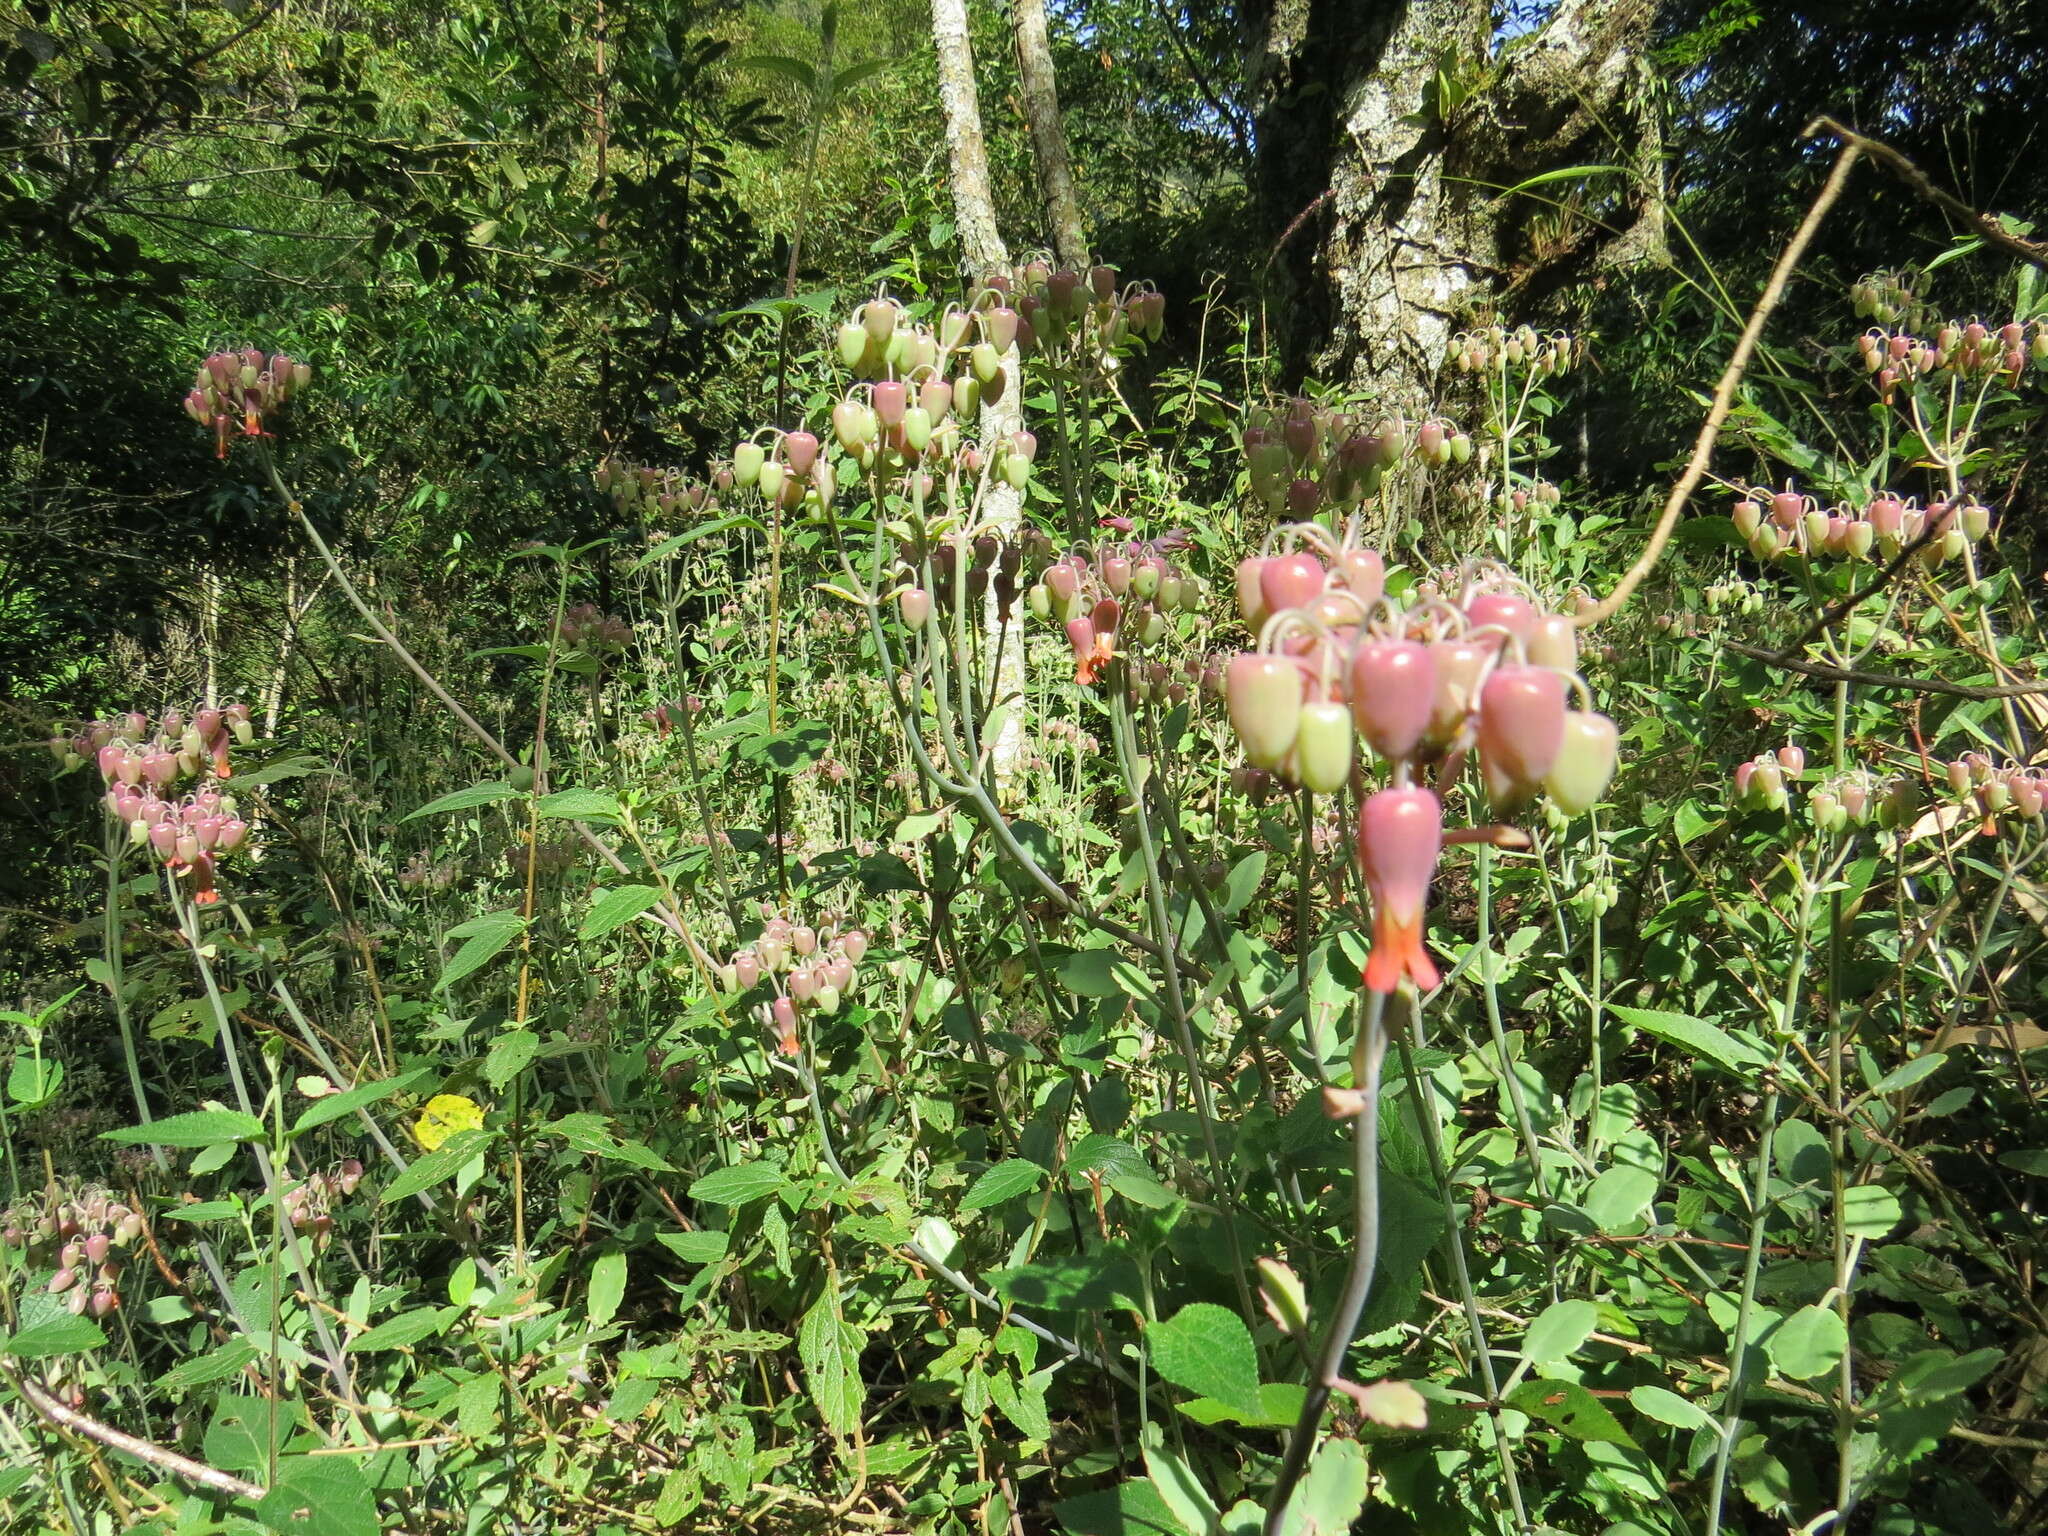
1011,0,1090,268
930,0,1027,792
932,0,1010,281
1252,0,1659,411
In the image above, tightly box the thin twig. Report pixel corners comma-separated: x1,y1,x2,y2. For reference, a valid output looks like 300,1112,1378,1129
1724,641,2048,699
1578,143,1862,627
1806,116,2048,274
3,1364,265,1502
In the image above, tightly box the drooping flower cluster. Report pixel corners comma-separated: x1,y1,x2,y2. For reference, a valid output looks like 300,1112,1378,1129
555,602,634,654
729,427,840,515
280,1161,364,1248
1848,270,1931,331
1225,527,1620,993
1855,318,2047,396
1241,398,1471,518
3,1190,147,1320
1731,482,1990,566
182,349,311,459
1703,576,1765,616
1732,743,1924,833
1023,533,1203,686
596,456,719,523
1941,752,2048,831
719,909,870,1057
1006,260,1164,366
892,525,1055,633
1448,324,1582,377
69,707,256,906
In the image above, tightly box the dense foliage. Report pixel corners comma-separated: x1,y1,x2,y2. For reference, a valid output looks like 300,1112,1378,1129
4,2,2048,1534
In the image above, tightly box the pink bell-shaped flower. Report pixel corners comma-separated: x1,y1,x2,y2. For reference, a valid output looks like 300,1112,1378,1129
1259,552,1326,617
1347,639,1436,763
1476,665,1567,810
1356,787,1444,994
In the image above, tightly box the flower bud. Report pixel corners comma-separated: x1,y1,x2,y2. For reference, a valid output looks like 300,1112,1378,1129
1425,637,1490,746
733,441,764,486
1465,591,1538,650
1228,655,1303,769
1527,613,1578,672
1291,702,1354,794
1544,711,1619,814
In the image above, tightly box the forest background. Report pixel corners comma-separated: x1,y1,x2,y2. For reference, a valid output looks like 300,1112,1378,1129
4,0,2048,1533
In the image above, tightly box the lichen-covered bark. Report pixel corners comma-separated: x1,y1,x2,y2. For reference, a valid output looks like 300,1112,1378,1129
930,0,1027,788
1252,0,1658,409
1012,0,1090,268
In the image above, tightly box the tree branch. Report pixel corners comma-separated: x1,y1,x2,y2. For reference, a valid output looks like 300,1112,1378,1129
1806,116,2048,275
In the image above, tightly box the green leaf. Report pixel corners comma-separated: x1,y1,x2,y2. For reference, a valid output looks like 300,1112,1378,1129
1868,1052,1947,1095
959,1159,1047,1212
655,1230,730,1265
291,1067,433,1137
484,1029,541,1091
1055,946,1123,997
689,1159,786,1206
991,1251,1145,1314
403,781,517,821
1178,1381,1308,1429
229,754,328,789
255,1454,379,1536
1610,1005,1769,1074
1842,1183,1904,1237
1522,1299,1600,1364
798,1276,864,1440
1581,1163,1659,1233
1505,1379,1638,1446
1055,1478,1196,1536
536,788,622,824
379,1128,497,1205
580,884,662,940
3,1315,105,1359
102,1109,263,1148
1149,1303,1262,1419
1143,1441,1218,1535
588,1250,627,1331
546,1113,672,1171
1997,1147,2048,1176
157,1339,261,1392
6,1055,62,1109
1628,1383,1715,1431
438,910,525,990
1286,1437,1369,1534
348,1306,457,1352
1768,1303,1847,1381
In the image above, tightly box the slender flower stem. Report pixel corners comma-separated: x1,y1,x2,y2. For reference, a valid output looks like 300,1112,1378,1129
1108,690,1255,1329
1475,841,1558,1208
1262,989,1388,1536
1395,1011,1532,1534
101,832,169,1177
1705,847,1841,1536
